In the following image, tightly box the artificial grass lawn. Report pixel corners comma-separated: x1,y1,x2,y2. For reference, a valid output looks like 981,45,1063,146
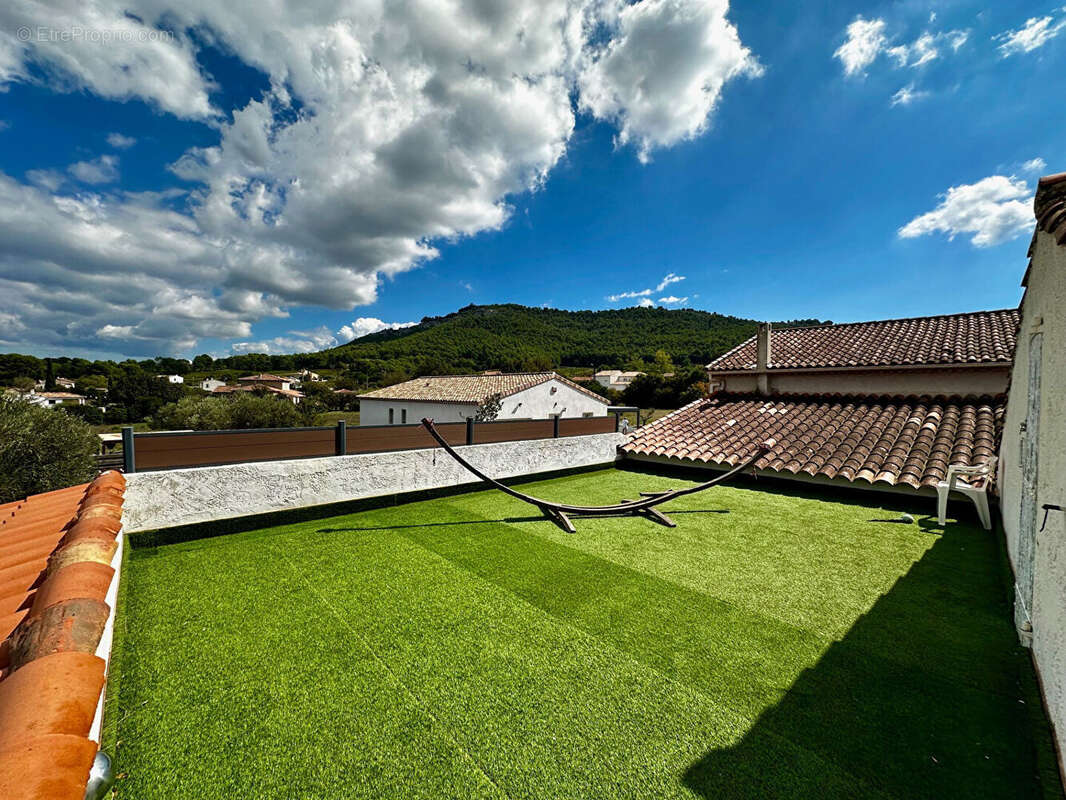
105,469,1061,799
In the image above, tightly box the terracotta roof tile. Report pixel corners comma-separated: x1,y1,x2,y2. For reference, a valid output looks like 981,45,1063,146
708,309,1019,372
358,371,608,405
1035,172,1066,245
621,393,1003,489
0,471,125,799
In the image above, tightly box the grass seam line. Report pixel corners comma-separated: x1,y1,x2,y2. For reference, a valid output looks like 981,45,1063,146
273,545,516,800
394,528,900,800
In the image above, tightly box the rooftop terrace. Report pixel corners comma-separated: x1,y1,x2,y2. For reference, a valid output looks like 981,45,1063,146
103,467,1059,799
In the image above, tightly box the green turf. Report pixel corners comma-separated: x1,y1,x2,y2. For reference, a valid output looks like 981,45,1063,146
105,470,1061,799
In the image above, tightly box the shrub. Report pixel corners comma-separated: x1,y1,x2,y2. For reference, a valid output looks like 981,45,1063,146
151,393,303,431
0,395,100,503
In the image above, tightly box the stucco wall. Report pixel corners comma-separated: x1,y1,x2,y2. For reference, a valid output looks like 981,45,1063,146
714,367,1009,397
999,229,1066,759
123,432,625,532
359,378,607,426
360,399,477,425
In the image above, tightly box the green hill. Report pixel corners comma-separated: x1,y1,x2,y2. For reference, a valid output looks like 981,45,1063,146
328,304,824,378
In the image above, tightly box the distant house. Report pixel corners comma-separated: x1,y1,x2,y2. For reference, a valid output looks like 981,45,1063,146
238,373,292,391
623,309,1017,496
594,370,644,392
55,377,76,389
286,369,324,385
157,374,185,384
27,391,86,408
212,383,304,405
357,372,609,426
200,378,227,392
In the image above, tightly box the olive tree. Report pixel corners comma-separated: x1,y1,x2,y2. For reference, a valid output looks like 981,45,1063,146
0,395,100,503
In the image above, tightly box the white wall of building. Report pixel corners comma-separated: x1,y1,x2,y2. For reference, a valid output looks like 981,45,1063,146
712,366,1010,397
360,399,478,426
360,378,608,426
999,228,1066,763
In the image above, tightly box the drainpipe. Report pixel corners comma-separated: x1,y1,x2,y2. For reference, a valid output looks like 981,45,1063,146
756,323,772,396
85,751,115,800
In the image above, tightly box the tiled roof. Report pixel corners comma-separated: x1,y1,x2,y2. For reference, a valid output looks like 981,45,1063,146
358,372,609,405
621,393,1003,489
213,384,305,398
708,309,1019,372
238,373,288,382
0,472,125,800
34,392,85,400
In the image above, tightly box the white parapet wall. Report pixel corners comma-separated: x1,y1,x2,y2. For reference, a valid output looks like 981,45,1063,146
123,432,625,532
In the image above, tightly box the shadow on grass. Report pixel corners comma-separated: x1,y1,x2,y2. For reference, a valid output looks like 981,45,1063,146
681,527,1064,800
318,508,731,534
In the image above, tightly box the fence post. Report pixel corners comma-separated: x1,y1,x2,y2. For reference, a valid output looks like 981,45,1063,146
121,426,136,473
466,417,475,446
614,411,620,433
553,414,560,438
335,420,347,455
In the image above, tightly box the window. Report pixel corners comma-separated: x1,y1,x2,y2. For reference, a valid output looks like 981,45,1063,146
401,409,407,424
583,412,594,417
388,408,394,424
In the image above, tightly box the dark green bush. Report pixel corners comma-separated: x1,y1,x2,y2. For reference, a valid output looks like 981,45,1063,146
151,393,303,431
0,395,100,503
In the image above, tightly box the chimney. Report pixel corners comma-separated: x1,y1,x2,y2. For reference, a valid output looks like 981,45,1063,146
756,323,772,395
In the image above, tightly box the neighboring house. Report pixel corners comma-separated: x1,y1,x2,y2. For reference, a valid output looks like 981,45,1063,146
594,370,644,391
212,383,304,405
157,374,185,384
622,309,1017,496
357,372,609,425
998,171,1066,739
26,391,87,407
238,373,293,391
200,378,227,392
286,369,324,384
55,377,76,389
707,311,1017,397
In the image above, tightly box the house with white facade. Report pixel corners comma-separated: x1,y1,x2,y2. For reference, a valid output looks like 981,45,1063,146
157,374,185,384
357,372,609,426
594,370,644,392
200,378,227,392
26,391,87,408
238,373,293,391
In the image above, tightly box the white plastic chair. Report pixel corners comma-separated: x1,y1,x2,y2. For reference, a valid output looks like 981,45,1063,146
936,457,997,530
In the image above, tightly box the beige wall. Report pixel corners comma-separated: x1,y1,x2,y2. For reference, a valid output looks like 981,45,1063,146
713,366,1009,397
999,229,1066,761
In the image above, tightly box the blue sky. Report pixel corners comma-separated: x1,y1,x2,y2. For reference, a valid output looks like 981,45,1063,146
0,0,1061,360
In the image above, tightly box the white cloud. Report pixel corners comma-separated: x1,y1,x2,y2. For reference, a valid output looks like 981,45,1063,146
106,132,136,149
1022,157,1047,173
890,84,929,106
996,15,1066,56
607,289,653,302
577,0,762,162
608,272,687,303
657,295,689,304
68,154,119,184
637,298,655,308
835,17,968,77
655,272,685,291
337,317,418,342
834,17,888,76
231,326,338,354
898,175,1034,247
0,0,758,355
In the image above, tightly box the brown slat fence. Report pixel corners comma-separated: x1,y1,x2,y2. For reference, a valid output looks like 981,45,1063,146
122,415,620,472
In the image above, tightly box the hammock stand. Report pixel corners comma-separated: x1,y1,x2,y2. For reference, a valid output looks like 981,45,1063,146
421,418,775,533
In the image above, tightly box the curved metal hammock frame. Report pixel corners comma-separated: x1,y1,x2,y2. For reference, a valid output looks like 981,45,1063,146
421,418,775,532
